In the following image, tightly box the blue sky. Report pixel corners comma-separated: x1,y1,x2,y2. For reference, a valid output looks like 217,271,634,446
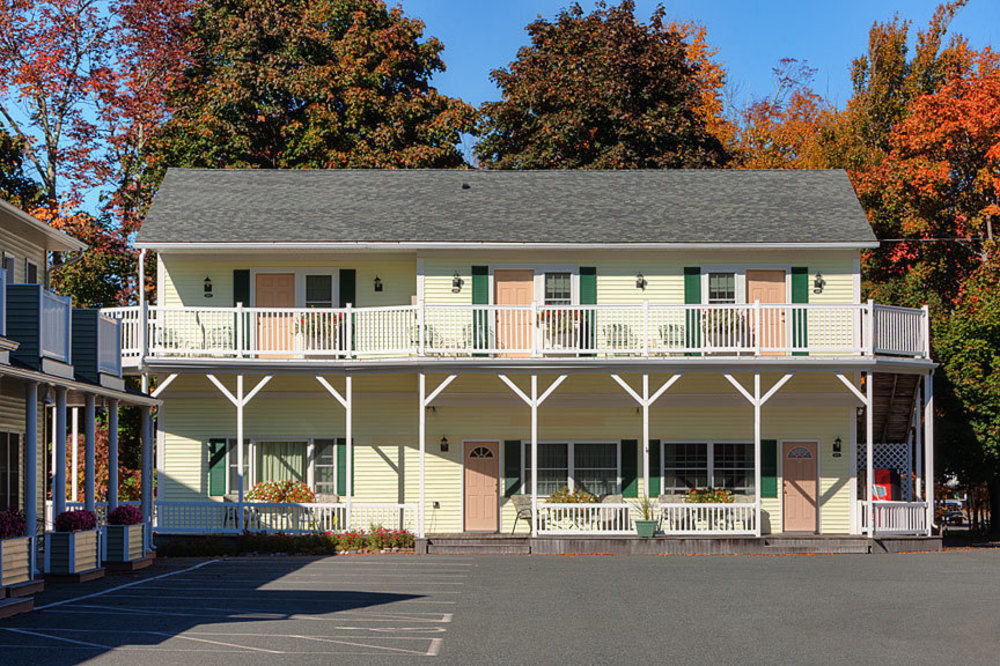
399,0,999,109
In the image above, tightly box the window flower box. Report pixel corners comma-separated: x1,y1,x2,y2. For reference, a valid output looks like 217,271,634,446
0,536,32,588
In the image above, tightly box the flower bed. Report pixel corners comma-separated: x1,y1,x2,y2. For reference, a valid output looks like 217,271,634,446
156,528,416,558
46,509,100,575
104,505,145,563
0,510,30,588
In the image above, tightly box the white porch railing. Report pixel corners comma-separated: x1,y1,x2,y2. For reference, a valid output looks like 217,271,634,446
97,313,122,375
105,301,930,364
536,502,757,536
41,288,72,363
48,500,417,535
857,500,928,535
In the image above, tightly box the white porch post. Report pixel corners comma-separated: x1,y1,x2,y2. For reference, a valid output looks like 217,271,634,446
345,375,352,525
642,374,649,496
236,375,245,504
71,407,79,502
107,399,119,510
866,372,875,538
924,371,934,535
53,387,67,516
418,372,426,538
140,405,153,552
753,372,762,538
84,394,96,513
530,374,538,537
24,382,37,577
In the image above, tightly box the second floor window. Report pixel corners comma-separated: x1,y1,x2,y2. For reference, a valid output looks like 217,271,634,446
306,275,333,308
708,272,736,304
544,272,571,306
1,254,14,284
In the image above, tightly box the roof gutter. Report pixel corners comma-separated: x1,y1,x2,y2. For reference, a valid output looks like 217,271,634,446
136,241,879,251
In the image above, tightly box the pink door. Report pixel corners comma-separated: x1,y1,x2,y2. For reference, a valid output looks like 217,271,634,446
747,269,786,353
464,442,499,532
782,441,818,532
494,270,533,356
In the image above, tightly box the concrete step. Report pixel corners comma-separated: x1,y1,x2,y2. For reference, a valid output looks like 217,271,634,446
763,538,868,554
426,538,530,555
0,596,33,619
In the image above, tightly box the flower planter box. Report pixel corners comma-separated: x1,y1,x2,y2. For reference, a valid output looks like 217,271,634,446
104,524,145,563
45,529,100,575
0,536,31,588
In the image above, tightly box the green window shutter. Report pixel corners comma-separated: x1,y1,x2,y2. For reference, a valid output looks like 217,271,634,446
233,270,250,306
471,266,489,353
683,267,701,353
648,439,661,497
791,267,808,356
761,439,778,498
336,437,347,496
208,439,227,496
339,269,356,307
580,267,597,353
503,440,522,496
621,439,638,498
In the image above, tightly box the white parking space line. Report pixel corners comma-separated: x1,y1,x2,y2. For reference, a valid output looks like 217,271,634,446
99,592,458,604
3,628,109,649
169,634,283,654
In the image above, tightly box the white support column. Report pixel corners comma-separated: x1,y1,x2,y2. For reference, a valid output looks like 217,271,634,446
71,407,79,502
140,405,153,552
530,374,538,537
236,375,245,504
418,372,426,538
914,386,924,500
924,371,934,535
345,376,353,526
753,372,762,538
866,372,875,538
24,382,37,577
54,387,67,516
107,399,120,510
642,374,650,497
84,394,96,513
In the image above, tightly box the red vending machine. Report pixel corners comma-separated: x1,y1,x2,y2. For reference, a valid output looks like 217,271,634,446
873,468,901,501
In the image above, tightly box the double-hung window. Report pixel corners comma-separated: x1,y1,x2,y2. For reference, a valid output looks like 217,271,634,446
543,273,572,306
707,273,736,304
662,442,754,495
226,439,250,495
305,275,334,308
313,439,337,495
523,441,619,496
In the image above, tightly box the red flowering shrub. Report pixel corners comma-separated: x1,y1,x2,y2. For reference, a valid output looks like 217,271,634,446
107,504,143,526
0,510,26,539
683,488,734,504
546,486,597,503
338,530,367,550
246,480,315,503
55,509,97,532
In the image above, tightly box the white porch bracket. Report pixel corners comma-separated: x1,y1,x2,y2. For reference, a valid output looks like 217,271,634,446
316,375,353,526
205,374,273,505
151,373,178,399
611,373,683,497
835,373,869,406
418,373,460,539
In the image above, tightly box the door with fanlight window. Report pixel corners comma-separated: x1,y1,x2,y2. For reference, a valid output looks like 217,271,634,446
463,442,499,532
782,441,818,532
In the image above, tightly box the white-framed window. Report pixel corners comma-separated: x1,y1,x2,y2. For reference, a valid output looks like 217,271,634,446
707,272,736,304
224,439,250,495
523,441,620,496
1,253,14,284
662,441,754,494
24,259,38,284
313,438,337,495
0,432,20,511
543,272,572,306
305,275,334,308
223,438,337,495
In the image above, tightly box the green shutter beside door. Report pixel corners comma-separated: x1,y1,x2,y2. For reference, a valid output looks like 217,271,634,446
208,439,227,496
648,439,661,497
761,439,778,498
503,440,522,496
233,270,250,306
684,267,701,353
580,267,596,353
338,269,356,307
621,439,638,498
472,266,488,353
791,267,808,355
336,438,354,497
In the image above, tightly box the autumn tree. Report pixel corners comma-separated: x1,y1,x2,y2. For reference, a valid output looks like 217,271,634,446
0,130,41,208
475,1,728,169
155,0,476,169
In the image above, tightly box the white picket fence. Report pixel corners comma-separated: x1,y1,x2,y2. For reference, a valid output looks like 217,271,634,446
104,301,930,365
857,500,929,535
536,502,757,536
48,501,417,535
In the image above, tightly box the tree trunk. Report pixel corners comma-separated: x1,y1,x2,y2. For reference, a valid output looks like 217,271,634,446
988,477,1000,537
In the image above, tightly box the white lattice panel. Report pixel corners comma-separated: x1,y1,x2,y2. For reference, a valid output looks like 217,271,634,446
857,442,913,501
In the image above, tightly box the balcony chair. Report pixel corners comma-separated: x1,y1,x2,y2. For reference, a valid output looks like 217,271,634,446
510,494,533,534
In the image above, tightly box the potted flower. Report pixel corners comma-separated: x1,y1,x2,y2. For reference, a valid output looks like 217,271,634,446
104,505,145,564
45,509,101,577
0,510,30,589
632,495,658,538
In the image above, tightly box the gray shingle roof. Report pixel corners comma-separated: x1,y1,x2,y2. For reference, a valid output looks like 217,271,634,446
137,168,876,245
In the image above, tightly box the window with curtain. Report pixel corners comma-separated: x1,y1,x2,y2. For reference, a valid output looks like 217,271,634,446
713,443,754,493
0,432,20,511
524,443,569,495
663,443,708,493
707,273,736,304
544,273,572,305
255,441,308,485
226,439,250,495
662,442,754,494
573,443,617,496
305,275,333,308
314,439,337,495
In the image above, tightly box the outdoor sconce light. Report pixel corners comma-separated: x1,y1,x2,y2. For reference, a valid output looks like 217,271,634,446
203,276,214,298
813,272,826,294
373,275,383,292
452,272,464,293
636,272,647,290
440,436,449,452
833,437,842,453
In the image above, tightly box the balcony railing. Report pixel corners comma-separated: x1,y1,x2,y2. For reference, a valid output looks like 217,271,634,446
102,301,930,364
40,289,72,363
857,500,929,535
97,313,122,376
535,501,758,536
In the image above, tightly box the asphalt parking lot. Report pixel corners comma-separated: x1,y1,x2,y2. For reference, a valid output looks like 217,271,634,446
1,549,999,665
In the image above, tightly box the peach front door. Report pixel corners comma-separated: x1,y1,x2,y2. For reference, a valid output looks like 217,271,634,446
463,441,499,532
746,269,786,353
782,441,818,532
255,273,295,356
494,269,533,356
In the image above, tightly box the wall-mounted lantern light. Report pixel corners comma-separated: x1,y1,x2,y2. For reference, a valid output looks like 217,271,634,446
440,436,449,452
452,272,464,293
833,437,842,454
813,272,826,294
635,272,647,291
373,275,383,292
203,276,213,298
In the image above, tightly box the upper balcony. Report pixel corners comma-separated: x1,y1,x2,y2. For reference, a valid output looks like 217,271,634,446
71,309,124,389
7,283,74,378
103,301,930,370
